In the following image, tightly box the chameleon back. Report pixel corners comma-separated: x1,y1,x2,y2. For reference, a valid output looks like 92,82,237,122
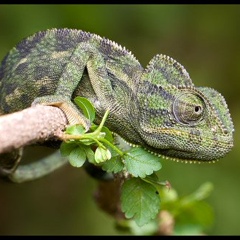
0,29,94,114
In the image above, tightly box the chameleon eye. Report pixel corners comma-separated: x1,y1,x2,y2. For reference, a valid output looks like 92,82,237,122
173,92,205,125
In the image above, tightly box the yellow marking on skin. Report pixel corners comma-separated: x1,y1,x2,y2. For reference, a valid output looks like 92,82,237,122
51,51,69,59
35,76,52,85
12,57,28,72
18,57,28,64
142,126,231,146
143,127,189,138
16,57,28,67
5,87,23,104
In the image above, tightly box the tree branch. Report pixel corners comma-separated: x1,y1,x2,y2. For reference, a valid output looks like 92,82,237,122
0,105,68,155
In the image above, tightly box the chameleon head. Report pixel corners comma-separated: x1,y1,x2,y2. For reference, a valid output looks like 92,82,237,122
136,54,234,162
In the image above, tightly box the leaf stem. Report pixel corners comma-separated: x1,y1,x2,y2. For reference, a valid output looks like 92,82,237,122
62,109,110,141
100,138,125,156
92,109,110,135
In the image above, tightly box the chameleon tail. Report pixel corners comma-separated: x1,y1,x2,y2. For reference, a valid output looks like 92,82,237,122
8,151,68,183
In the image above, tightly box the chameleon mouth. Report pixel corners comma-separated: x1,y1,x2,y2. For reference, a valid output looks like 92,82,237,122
150,145,231,163
139,127,234,162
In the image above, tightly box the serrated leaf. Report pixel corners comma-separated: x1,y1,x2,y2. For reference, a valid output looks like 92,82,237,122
60,142,78,157
95,147,111,163
121,178,160,227
101,155,124,173
65,124,86,135
74,97,96,123
124,147,162,178
68,147,86,167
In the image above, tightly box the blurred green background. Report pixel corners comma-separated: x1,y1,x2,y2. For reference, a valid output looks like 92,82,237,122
0,4,239,235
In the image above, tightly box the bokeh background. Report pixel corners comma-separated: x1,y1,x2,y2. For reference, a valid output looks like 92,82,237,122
0,4,239,235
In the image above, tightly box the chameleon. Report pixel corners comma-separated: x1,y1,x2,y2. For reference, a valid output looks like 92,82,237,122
0,28,234,182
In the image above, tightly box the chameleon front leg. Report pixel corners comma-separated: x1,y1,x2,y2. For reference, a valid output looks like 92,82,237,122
32,42,112,129
32,96,90,128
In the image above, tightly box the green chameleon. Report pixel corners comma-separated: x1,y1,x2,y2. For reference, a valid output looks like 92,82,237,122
0,28,234,182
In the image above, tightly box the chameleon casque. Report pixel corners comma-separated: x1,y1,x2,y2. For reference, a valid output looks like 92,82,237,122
0,28,234,182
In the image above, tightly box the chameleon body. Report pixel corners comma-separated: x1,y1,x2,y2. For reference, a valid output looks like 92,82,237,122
0,28,234,181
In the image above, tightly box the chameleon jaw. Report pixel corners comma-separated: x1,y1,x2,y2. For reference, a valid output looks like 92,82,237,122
114,133,218,164
137,125,233,163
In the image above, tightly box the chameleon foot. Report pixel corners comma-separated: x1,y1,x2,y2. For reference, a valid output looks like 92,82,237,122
32,96,91,130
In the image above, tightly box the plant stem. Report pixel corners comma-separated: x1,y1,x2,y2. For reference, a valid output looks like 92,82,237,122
100,138,125,156
92,109,110,135
62,109,110,141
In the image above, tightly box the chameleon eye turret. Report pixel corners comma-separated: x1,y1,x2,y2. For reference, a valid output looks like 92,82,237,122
172,91,205,126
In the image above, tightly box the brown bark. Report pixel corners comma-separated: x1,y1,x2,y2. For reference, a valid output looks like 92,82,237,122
0,105,68,155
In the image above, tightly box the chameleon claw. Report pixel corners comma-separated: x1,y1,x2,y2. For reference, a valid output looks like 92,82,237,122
52,101,91,130
32,98,91,131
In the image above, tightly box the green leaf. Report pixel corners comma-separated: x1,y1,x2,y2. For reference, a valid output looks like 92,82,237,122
143,174,170,193
187,182,214,202
90,125,113,143
74,97,96,123
125,219,158,236
174,224,204,236
174,200,214,230
101,126,114,142
121,178,161,227
124,147,162,178
159,182,214,231
95,146,112,163
68,147,87,167
65,124,86,135
101,155,124,173
144,172,160,184
60,142,78,157
79,138,96,146
84,146,96,164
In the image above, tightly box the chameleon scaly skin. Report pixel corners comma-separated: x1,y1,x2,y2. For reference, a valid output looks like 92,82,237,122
0,28,234,181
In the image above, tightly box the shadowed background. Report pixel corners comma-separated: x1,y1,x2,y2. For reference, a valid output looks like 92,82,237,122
0,4,239,235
